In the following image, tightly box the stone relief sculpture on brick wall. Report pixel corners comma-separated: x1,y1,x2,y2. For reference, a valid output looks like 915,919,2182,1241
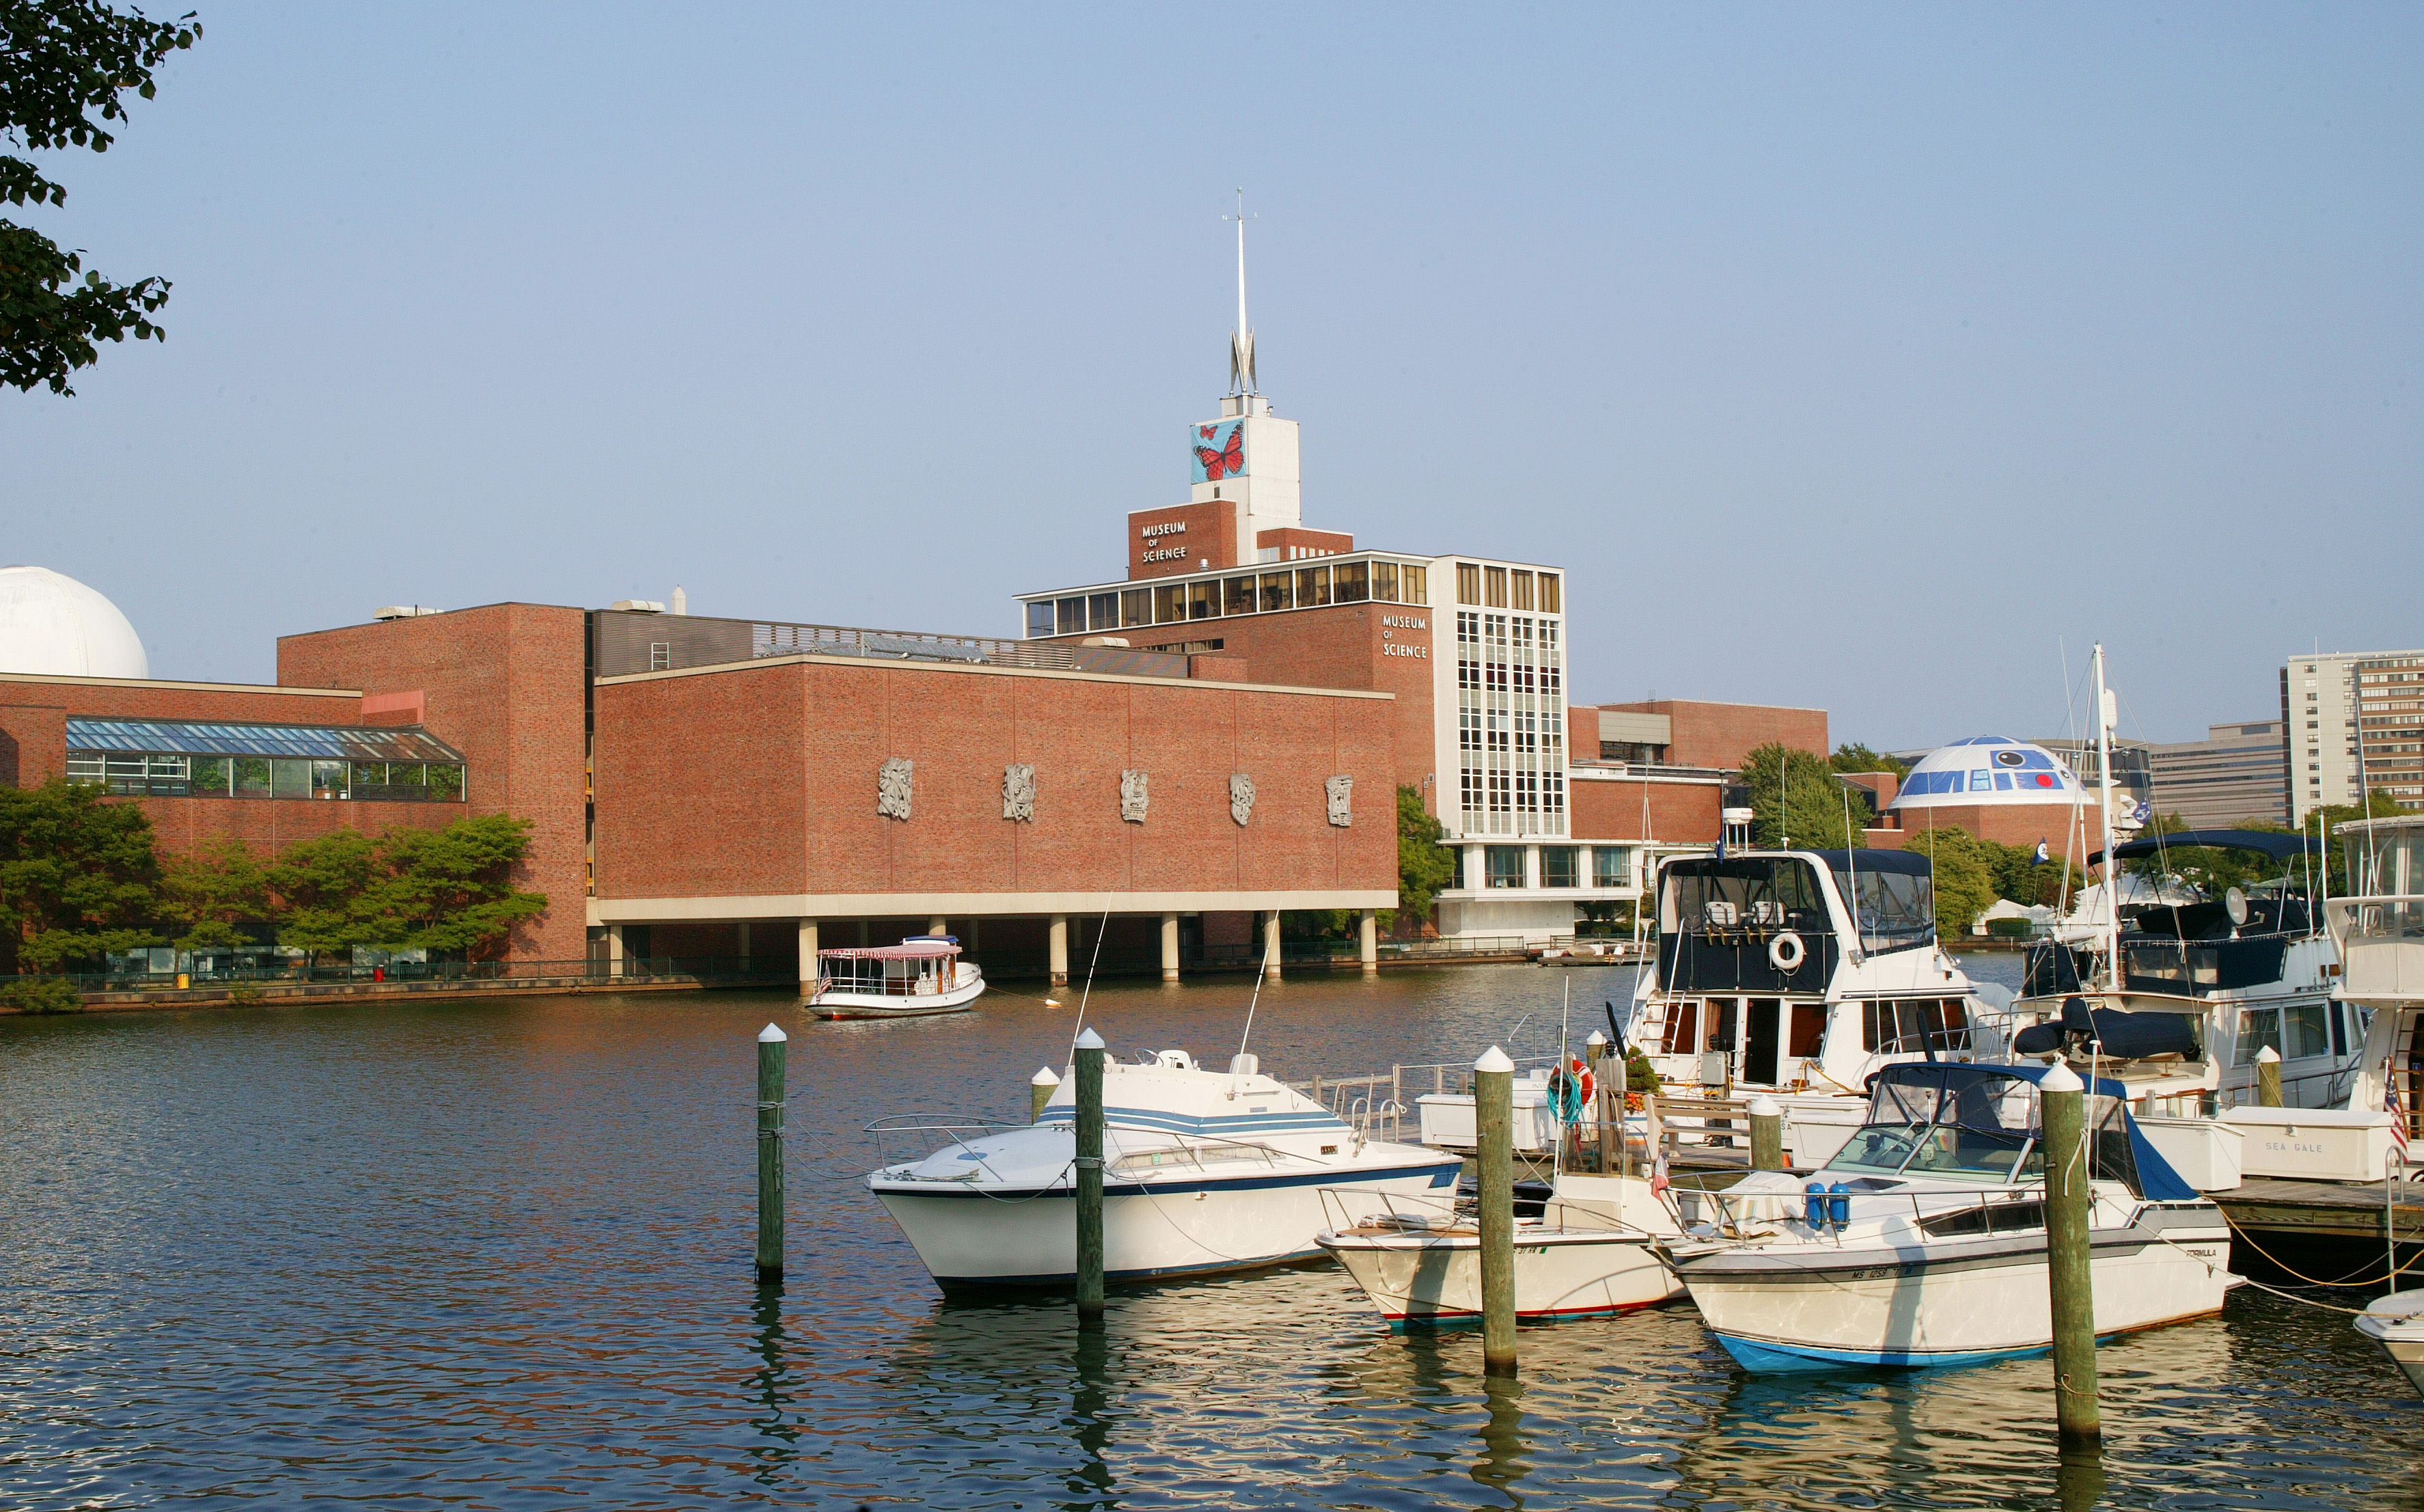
1120,769,1149,824
877,757,913,821
1325,774,1353,827
1229,773,1255,827
1002,763,1036,822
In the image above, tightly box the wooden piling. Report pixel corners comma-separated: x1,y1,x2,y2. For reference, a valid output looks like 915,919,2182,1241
756,1022,787,1282
1476,1045,1517,1375
1586,1032,1616,1174
2040,1060,2100,1444
2257,1045,2283,1108
1074,1027,1107,1317
1748,1094,1785,1172
1032,1065,1061,1124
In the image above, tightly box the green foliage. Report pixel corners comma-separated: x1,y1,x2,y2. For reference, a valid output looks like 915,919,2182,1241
1739,743,1875,852
0,777,162,970
1897,823,2086,936
224,981,262,1005
2,974,84,1013
1394,785,1457,928
1624,1046,1661,1093
266,815,547,955
1986,916,2035,939
159,834,268,952
1830,743,1912,780
1,1,201,394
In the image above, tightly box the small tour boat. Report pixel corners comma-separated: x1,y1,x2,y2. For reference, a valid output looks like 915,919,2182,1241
2356,1292,2424,1397
866,1045,1461,1291
810,936,985,1019
1666,1061,2240,1371
1317,1172,1683,1328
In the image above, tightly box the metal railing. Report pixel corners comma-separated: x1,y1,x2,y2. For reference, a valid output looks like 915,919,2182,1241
29,957,797,992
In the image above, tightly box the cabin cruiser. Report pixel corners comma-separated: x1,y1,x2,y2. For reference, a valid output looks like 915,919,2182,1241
1666,1062,2240,1371
2328,814,2424,1179
2356,1292,2424,1397
1625,845,2014,1166
866,1046,1461,1291
810,936,985,1019
1317,1172,1683,1328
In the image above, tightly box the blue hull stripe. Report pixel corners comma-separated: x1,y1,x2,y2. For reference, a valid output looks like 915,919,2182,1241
877,1160,1461,1201
1714,1331,2125,1373
936,1248,1327,1289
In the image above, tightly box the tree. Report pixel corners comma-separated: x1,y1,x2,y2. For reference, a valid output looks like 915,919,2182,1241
0,776,162,969
1739,743,1875,852
1394,785,1457,933
1898,824,1998,939
2,1,201,395
158,833,268,951
265,815,547,958
1830,743,1912,780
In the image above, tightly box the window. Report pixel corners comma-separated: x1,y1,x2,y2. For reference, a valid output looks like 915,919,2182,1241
1511,570,1534,611
1402,564,1428,605
1028,601,1055,637
1661,1002,1703,1054
1485,846,1526,888
235,758,271,797
1592,847,1631,888
1153,583,1185,623
1457,562,1480,605
1189,579,1219,620
1334,561,1370,603
2285,1001,2330,1060
1485,565,1509,607
1537,573,1560,614
271,758,314,799
1371,561,1399,603
1541,846,1579,888
1056,598,1084,635
2235,1006,2281,1064
1297,565,1330,607
1089,593,1119,631
1224,576,1256,615
1120,589,1151,628
311,760,348,800
1259,572,1293,612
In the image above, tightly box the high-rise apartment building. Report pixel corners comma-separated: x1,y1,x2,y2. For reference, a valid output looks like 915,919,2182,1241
2283,650,2424,822
2150,719,2291,829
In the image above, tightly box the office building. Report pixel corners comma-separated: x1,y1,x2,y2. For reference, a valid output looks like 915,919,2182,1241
2149,720,2291,829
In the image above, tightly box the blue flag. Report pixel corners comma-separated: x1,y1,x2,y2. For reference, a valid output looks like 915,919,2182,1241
2033,840,2050,866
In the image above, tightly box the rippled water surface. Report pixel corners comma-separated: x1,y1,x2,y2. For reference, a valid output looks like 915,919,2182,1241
2,961,2412,1509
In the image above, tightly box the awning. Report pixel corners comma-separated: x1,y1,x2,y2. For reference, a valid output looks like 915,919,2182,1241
821,941,960,960
2088,828,2315,867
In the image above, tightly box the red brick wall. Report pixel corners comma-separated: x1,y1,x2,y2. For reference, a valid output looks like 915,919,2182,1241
592,659,1396,903
1569,777,1724,843
1888,802,2111,852
1599,699,1828,770
277,604,590,961
0,703,66,786
1256,527,1353,558
0,673,361,726
138,797,462,852
1569,706,1600,755
1128,502,1233,579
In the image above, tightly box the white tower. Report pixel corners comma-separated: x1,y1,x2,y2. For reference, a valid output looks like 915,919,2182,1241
1188,191,1301,561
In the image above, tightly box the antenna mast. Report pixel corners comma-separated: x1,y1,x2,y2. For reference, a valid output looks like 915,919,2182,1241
2093,644,2122,994
1224,189,1257,396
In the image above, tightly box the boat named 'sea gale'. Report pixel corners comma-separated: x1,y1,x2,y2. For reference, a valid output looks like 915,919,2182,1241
1317,1172,1684,1328
866,1046,1461,1290
1668,1062,2240,1371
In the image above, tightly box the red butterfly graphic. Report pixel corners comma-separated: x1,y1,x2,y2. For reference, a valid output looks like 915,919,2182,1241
1198,425,1216,439
1194,424,1244,481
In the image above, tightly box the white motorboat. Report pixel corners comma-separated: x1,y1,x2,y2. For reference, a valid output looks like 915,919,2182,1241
2356,1291,2424,1397
1668,1062,2240,1372
1317,1172,1683,1328
866,1046,1461,1291
810,935,984,1019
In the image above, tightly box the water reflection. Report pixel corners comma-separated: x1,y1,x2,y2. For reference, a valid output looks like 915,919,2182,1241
1472,1372,1531,1506
747,1282,799,1480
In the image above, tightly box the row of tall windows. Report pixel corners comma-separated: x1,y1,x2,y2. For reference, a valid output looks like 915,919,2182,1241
1029,559,1430,637
1457,607,1565,837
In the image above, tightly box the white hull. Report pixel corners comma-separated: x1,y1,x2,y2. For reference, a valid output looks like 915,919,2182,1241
1681,1209,2237,1371
2356,1293,2424,1398
1321,1227,1681,1325
814,970,984,1019
875,1160,1456,1287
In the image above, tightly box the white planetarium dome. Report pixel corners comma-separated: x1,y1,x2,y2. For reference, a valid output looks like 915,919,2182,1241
1888,735,2080,810
0,565,150,679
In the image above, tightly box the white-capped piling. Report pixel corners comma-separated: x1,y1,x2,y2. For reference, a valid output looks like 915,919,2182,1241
1475,1045,1517,1375
2256,1045,2283,1107
1032,1066,1061,1123
1748,1094,1785,1172
2040,1059,2100,1444
1074,1028,1107,1317
756,1022,787,1282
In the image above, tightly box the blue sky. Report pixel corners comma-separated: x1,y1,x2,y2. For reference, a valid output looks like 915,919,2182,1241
5,3,2416,748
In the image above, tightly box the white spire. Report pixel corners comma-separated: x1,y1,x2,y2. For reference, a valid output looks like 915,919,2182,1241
1224,188,1256,395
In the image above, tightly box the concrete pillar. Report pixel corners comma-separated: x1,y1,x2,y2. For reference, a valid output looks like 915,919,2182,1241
607,923,626,979
797,918,818,993
1161,912,1181,982
928,915,947,938
1525,845,1543,890
1263,909,1282,980
1049,913,1070,986
1465,844,1484,890
1359,909,1379,974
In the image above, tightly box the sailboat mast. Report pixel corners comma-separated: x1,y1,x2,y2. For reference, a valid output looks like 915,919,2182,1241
2093,644,2122,994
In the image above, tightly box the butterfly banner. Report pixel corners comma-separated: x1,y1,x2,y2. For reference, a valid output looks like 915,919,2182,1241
1190,420,1248,484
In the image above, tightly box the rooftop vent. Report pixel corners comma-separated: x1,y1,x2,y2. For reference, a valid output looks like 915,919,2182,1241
372,605,442,620
610,600,666,614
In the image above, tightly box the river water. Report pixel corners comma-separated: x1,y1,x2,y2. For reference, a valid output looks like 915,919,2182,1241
1,962,2411,1510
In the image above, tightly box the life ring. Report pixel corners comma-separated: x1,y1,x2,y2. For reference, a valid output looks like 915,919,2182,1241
1769,931,1807,972
1546,1057,1595,1121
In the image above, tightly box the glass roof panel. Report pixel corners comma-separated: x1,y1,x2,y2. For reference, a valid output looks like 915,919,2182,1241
64,717,466,763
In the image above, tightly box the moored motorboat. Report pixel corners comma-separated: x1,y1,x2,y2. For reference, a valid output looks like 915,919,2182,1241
1667,1060,2240,1371
866,1045,1461,1291
810,935,985,1019
2356,1291,2424,1397
1317,1172,1683,1328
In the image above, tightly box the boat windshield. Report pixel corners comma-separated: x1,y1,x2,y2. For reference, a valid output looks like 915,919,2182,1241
1826,1069,2043,1183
